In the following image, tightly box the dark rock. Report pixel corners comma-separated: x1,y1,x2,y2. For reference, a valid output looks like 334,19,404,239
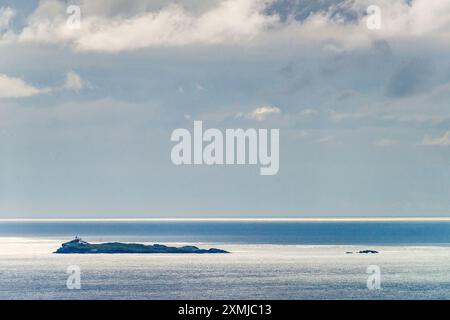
358,250,379,254
346,249,379,254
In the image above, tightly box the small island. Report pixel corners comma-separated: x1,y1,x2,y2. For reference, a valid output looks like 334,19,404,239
54,237,229,254
346,249,379,254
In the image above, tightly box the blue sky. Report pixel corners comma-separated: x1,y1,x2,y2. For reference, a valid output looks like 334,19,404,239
1,0,450,218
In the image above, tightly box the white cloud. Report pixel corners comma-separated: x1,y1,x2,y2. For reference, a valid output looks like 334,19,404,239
195,83,205,91
0,0,449,64
422,131,450,146
10,0,275,52
273,0,450,52
64,71,85,92
374,139,398,147
243,105,281,121
2,0,450,52
289,0,450,48
317,135,338,145
0,71,88,99
355,0,450,37
0,74,48,98
0,7,15,31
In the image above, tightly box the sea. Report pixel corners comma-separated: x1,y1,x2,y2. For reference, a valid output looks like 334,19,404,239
1,219,450,300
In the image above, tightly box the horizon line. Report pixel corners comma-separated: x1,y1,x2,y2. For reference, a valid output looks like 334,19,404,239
1,217,450,222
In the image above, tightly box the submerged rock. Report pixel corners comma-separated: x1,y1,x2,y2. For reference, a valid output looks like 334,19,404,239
54,237,229,254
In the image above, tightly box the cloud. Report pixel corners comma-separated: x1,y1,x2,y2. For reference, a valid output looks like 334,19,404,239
243,105,281,121
195,83,205,91
375,0,450,37
422,131,450,146
2,0,449,52
270,0,450,50
325,0,450,39
317,135,339,145
374,139,398,147
10,0,275,52
64,71,86,92
0,74,48,98
0,71,88,99
0,7,15,31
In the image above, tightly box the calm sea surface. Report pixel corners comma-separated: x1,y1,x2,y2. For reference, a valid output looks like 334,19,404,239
1,221,450,244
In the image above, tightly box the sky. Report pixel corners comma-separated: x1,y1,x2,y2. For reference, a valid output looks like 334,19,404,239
1,0,450,218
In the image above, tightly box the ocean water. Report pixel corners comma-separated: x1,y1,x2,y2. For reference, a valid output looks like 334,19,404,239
1,220,450,299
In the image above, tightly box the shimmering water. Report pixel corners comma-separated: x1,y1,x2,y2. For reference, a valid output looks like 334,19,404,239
1,221,450,299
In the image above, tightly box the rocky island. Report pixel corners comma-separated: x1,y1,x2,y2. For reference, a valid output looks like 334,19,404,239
346,249,379,254
54,237,229,254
